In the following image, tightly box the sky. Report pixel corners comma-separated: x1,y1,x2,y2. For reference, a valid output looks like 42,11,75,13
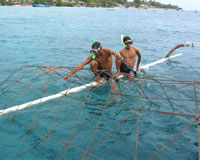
157,0,200,11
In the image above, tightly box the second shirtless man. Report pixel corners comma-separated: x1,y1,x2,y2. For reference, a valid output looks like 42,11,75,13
120,36,142,78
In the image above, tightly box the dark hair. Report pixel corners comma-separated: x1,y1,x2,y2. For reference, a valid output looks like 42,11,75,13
123,36,132,43
92,42,102,49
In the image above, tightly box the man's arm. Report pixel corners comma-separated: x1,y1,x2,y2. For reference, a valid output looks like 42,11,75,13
135,48,141,71
64,56,92,80
108,49,122,74
119,50,123,57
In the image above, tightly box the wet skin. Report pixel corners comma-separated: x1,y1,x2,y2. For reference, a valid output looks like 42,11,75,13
64,48,121,80
120,44,141,72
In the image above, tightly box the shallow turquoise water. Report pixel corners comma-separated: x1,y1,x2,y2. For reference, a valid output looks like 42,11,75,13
0,6,200,160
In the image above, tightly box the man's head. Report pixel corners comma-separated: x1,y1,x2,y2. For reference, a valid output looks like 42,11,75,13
90,42,102,55
123,36,133,48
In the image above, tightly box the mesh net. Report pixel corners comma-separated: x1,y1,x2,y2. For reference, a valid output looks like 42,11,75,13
0,66,199,160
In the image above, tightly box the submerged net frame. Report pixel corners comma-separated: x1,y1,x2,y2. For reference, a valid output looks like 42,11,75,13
0,65,199,160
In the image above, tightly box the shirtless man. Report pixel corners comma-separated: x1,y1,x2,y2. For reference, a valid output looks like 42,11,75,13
64,42,121,81
120,36,141,78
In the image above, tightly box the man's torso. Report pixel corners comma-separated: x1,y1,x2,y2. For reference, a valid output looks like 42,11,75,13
120,47,137,67
95,49,113,71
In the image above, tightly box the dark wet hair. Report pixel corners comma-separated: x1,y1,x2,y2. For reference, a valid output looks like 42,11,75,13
123,36,132,43
92,42,102,49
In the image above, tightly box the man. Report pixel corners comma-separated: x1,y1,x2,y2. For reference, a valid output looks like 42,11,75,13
120,36,141,78
64,42,121,81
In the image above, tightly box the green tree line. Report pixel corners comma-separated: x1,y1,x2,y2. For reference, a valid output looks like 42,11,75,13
143,0,179,9
1,0,179,9
125,0,179,9
0,0,14,5
32,0,124,7
77,0,179,9
33,0,53,5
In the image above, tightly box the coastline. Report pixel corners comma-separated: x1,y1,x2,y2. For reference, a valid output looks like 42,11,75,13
0,0,182,11
0,4,185,11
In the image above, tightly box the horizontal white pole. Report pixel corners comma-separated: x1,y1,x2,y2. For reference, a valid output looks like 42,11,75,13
141,53,182,69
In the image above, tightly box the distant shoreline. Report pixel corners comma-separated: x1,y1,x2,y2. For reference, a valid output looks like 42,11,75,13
0,0,182,11
0,4,184,11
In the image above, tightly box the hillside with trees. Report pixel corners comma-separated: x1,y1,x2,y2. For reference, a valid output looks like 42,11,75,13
0,0,180,10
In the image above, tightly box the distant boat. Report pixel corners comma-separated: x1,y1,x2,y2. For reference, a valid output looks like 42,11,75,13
32,4,50,7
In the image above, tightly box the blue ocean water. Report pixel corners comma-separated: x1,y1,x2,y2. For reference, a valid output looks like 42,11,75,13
0,6,200,80
0,6,200,160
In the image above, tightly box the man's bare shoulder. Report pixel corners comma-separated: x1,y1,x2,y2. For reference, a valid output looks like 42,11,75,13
121,47,128,51
101,48,115,56
120,48,126,54
102,48,112,53
132,46,139,51
87,55,93,60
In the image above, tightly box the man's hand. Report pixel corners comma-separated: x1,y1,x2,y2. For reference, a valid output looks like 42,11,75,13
128,74,134,80
113,73,120,81
63,56,92,81
136,66,140,72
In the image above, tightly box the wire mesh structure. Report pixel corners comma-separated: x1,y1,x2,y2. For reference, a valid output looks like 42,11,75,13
0,66,199,160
